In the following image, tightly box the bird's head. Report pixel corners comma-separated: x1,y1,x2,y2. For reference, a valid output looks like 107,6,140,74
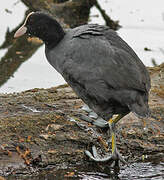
14,12,65,48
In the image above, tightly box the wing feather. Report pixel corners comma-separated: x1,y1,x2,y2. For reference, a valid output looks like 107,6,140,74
56,25,150,104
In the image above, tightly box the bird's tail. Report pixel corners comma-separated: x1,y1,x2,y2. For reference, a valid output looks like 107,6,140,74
129,103,150,118
128,95,150,118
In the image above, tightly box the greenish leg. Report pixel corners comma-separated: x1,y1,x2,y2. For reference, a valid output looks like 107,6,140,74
108,114,126,154
108,114,128,164
85,113,128,165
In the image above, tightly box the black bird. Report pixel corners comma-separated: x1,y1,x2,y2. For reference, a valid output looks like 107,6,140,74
14,12,150,165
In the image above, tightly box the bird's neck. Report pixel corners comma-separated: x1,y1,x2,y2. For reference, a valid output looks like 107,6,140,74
42,23,65,49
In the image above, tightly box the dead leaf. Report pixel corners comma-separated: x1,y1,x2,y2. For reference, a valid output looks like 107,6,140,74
27,135,32,142
27,37,43,44
7,150,12,157
46,124,62,131
64,172,75,177
24,148,30,157
48,149,58,154
19,137,24,142
39,134,50,140
16,146,31,165
16,51,22,55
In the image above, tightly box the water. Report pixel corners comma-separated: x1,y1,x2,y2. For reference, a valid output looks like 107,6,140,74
6,162,164,179
120,162,164,180
0,0,163,179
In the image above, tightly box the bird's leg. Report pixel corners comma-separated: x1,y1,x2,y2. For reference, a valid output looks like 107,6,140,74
85,113,128,165
108,115,127,165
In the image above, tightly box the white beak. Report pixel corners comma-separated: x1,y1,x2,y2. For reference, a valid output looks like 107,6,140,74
14,12,34,38
14,26,27,38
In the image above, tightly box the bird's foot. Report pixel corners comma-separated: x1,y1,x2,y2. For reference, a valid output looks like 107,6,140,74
78,113,109,129
81,105,109,128
85,145,127,166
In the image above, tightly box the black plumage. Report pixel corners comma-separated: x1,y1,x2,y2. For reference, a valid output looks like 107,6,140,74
14,12,150,165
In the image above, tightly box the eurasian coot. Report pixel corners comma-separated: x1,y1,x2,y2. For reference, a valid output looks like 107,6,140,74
14,12,150,166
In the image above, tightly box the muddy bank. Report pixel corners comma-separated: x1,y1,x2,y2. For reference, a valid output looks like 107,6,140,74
0,65,164,176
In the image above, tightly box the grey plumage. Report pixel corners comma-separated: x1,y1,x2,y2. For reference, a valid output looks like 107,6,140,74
45,24,150,120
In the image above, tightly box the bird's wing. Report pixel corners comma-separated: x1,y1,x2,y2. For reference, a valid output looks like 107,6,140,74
61,25,150,102
102,26,150,92
100,46,148,91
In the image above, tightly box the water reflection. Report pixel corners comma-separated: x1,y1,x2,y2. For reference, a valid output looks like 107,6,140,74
6,162,164,180
119,162,164,180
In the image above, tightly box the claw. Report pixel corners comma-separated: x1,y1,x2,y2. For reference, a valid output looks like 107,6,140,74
85,145,127,164
92,145,99,158
115,150,127,164
85,145,113,162
85,150,113,162
84,114,128,166
92,118,109,128
78,113,109,128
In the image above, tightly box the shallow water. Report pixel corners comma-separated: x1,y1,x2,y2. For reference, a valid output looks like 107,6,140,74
6,162,164,180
